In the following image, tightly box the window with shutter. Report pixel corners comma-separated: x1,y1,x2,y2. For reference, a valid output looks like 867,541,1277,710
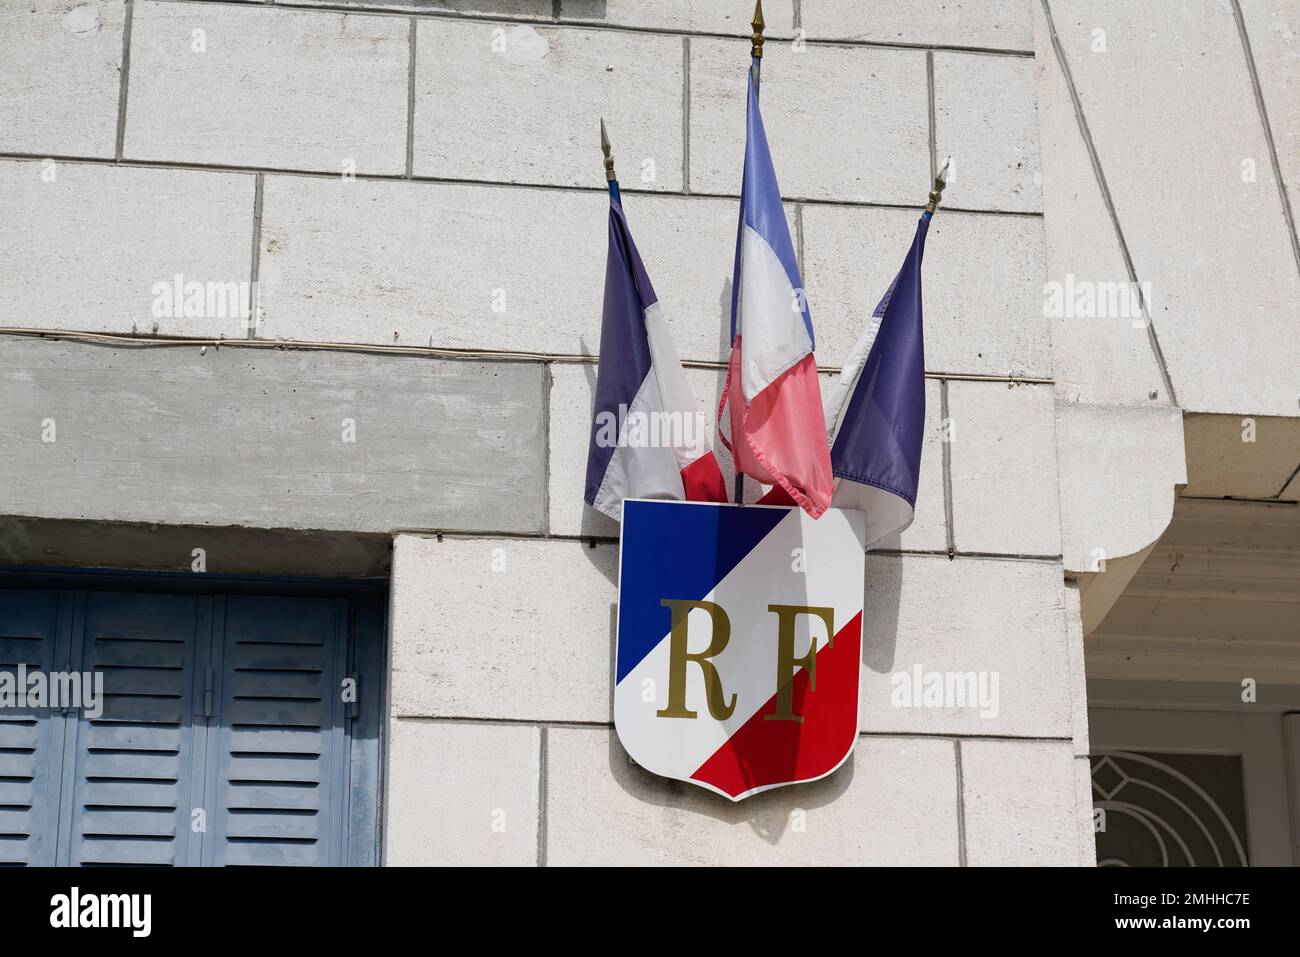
0,572,385,868
204,596,350,867
0,589,67,867
61,592,208,866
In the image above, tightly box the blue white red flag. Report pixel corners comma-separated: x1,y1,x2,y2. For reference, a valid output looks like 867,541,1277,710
821,214,930,546
585,197,727,521
720,62,834,518
762,214,931,549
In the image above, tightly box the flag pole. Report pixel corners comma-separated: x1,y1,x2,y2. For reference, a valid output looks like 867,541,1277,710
601,118,621,205
926,156,951,216
733,1,766,507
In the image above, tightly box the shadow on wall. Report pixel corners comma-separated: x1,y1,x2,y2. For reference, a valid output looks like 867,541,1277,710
575,334,615,540
604,717,855,848
717,277,734,362
560,1,609,18
861,550,903,678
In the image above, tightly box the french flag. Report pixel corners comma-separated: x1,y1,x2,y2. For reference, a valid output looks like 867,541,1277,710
721,60,834,518
585,196,728,522
763,212,931,549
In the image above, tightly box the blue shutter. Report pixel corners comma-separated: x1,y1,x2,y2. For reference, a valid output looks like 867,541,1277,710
0,577,383,867
0,589,70,866
203,596,350,867
59,592,209,866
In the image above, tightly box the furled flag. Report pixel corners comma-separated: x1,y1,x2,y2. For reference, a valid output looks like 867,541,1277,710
584,194,728,522
761,203,935,549
720,57,834,518
821,212,931,547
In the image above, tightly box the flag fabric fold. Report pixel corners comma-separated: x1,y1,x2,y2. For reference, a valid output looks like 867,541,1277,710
825,214,929,546
720,63,834,518
761,213,931,549
585,198,728,522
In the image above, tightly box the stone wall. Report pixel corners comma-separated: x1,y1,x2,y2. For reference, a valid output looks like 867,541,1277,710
0,0,1174,865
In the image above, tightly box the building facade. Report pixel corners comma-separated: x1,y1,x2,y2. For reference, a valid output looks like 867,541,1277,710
0,0,1296,866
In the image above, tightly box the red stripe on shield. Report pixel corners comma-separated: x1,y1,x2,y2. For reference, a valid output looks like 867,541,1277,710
690,612,862,799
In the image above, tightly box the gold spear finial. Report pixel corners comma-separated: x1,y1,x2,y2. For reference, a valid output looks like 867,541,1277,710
926,155,951,213
600,118,616,182
751,0,766,58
